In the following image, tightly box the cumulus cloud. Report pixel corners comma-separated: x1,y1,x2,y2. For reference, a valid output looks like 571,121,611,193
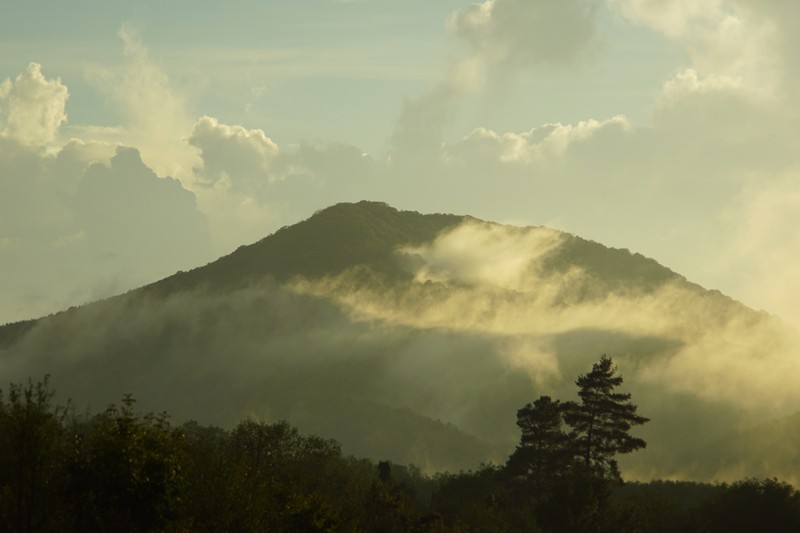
86,25,200,184
388,83,460,172
75,146,208,267
187,114,383,250
0,57,214,324
448,0,597,71
189,115,280,192
379,0,800,304
608,0,779,96
447,115,630,165
389,0,599,172
607,0,728,39
0,63,68,147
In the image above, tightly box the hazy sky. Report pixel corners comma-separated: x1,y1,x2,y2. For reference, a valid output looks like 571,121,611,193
2,0,799,327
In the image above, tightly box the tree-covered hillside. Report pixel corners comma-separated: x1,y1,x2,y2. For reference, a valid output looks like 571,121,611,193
0,201,797,480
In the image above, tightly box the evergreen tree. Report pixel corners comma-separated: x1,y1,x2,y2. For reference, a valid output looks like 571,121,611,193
507,396,573,490
562,355,648,479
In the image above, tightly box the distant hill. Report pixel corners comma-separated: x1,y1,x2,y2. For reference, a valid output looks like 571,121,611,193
143,201,466,295
1,201,798,479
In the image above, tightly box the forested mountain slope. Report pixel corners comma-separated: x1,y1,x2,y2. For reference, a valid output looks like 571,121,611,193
1,201,797,478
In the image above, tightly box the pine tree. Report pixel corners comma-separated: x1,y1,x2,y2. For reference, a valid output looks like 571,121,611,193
562,355,649,479
507,396,574,490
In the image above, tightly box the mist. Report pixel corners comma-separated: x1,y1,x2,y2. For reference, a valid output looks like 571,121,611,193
3,213,800,482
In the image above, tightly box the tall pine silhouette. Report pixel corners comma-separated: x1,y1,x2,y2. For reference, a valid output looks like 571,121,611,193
563,355,649,479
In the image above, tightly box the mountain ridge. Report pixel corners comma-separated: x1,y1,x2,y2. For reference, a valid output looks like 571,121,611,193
0,200,747,330
0,201,794,479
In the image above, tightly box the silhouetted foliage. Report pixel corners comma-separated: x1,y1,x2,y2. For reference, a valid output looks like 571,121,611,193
563,355,649,479
5,375,800,532
65,396,185,532
0,376,68,532
432,464,541,532
507,396,574,491
696,478,800,533
503,355,649,532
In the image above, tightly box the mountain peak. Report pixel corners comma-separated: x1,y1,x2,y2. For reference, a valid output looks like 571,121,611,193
145,201,465,295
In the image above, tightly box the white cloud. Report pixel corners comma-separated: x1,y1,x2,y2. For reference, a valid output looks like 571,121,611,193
389,83,459,170
607,0,726,39
85,25,200,184
0,63,68,147
716,171,800,326
661,68,742,98
608,0,779,96
447,115,630,165
448,0,597,69
402,220,566,290
294,219,800,426
389,0,600,170
188,114,384,251
188,115,280,193
0,76,212,323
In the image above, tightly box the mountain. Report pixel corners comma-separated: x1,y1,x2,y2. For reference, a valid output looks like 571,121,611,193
1,201,799,479
144,201,466,294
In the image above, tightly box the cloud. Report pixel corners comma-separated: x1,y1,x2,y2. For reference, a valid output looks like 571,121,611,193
85,25,200,184
607,0,727,39
402,219,565,289
448,0,597,70
286,218,800,477
1,278,506,471
379,0,798,303
714,172,800,326
187,114,383,250
0,66,212,325
447,115,630,165
608,0,779,96
388,0,599,175
388,84,458,170
0,63,69,147
74,146,208,268
188,115,280,193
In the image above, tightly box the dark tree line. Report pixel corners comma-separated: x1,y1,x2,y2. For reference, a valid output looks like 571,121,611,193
0,377,441,532
3,359,800,532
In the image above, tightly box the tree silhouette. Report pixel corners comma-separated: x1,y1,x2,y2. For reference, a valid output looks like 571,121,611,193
507,396,573,490
505,356,649,531
563,355,649,479
0,376,67,532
